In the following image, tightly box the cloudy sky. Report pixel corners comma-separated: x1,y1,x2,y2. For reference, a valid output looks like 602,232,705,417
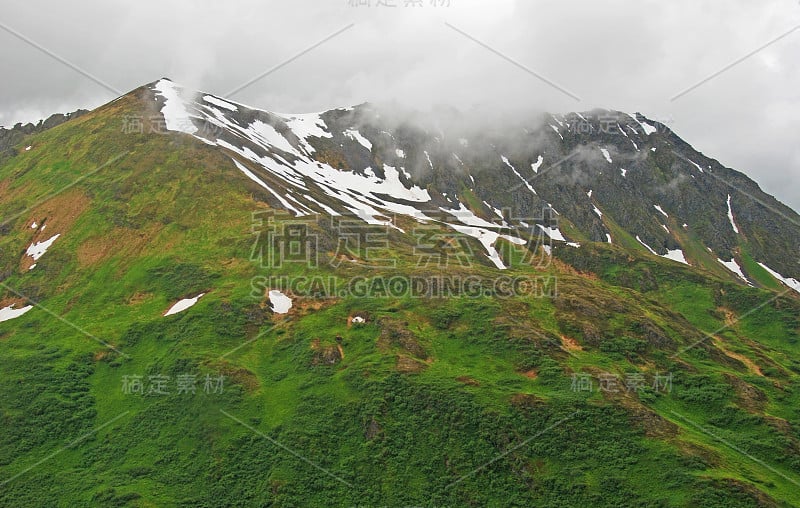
1,0,799,210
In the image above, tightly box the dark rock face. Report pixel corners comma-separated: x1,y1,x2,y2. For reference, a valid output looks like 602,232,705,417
148,80,800,282
321,106,800,279
0,110,88,158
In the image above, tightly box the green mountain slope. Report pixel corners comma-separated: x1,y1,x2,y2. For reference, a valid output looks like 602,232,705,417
1,83,799,507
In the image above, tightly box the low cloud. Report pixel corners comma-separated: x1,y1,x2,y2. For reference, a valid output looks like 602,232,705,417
0,0,797,209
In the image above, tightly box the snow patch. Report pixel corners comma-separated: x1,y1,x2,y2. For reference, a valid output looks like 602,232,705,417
203,95,237,111
620,168,627,177
446,224,507,269
482,201,503,218
164,293,205,316
538,225,567,242
345,129,372,151
502,156,536,194
662,249,688,265
282,113,332,143
726,194,739,233
0,304,33,322
636,235,658,255
626,113,657,135
757,262,800,294
599,148,612,163
248,120,296,154
531,155,543,173
717,258,750,284
153,79,198,134
437,205,528,269
303,194,340,216
687,159,704,173
269,290,292,314
26,233,60,261
653,204,668,218
231,159,307,216
640,121,657,135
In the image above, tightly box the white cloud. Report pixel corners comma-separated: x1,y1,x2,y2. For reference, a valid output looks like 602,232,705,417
1,0,798,210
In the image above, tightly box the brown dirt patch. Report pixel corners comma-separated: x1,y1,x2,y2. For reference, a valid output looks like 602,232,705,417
712,337,763,376
719,307,737,327
93,350,111,362
76,224,166,267
224,367,260,392
510,393,546,408
704,478,780,507
27,190,90,233
315,148,349,171
18,190,91,271
456,376,480,386
127,292,154,305
310,338,343,365
377,317,428,359
261,293,335,320
0,179,11,200
764,415,793,437
560,335,583,351
623,401,679,438
675,440,721,468
292,298,331,313
201,360,260,393
723,373,767,412
0,296,28,308
396,355,426,373
552,258,599,280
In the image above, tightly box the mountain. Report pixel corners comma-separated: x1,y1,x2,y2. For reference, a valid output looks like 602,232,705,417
1,79,799,506
150,79,800,284
0,109,89,161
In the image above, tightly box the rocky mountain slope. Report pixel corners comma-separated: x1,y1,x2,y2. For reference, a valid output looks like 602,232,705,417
0,80,799,506
148,79,800,286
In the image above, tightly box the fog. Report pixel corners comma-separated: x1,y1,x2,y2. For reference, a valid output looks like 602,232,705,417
1,0,798,209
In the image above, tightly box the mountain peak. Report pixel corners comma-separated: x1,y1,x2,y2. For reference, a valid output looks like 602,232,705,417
2,72,800,508
127,79,800,285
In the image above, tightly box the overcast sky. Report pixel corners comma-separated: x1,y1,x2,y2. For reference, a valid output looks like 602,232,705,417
1,0,799,210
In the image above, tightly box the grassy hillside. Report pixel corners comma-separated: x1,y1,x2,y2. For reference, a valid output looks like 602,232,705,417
1,89,799,507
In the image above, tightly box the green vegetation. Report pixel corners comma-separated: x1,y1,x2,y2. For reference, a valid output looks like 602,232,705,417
1,89,799,506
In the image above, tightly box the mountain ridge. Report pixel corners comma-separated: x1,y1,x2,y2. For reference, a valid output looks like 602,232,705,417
2,78,800,506
134,78,800,288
